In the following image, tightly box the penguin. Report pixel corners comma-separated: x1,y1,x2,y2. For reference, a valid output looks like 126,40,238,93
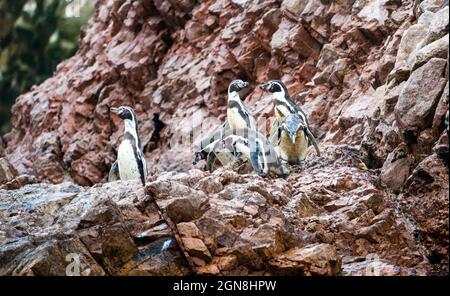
192,126,237,172
192,79,257,171
110,106,147,186
196,128,289,177
227,80,257,131
259,80,320,164
276,113,318,165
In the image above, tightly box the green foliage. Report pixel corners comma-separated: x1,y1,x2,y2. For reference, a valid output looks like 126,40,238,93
0,0,94,134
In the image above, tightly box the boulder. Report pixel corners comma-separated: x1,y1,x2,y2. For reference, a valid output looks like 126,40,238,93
281,0,308,15
399,154,449,275
389,24,429,81
423,6,449,45
0,158,18,184
0,181,190,275
395,58,447,135
412,34,449,70
380,145,413,193
417,0,447,15
269,244,341,275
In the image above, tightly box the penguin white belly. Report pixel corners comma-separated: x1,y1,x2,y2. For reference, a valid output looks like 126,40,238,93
227,108,248,130
280,131,307,164
117,140,140,181
235,142,252,160
295,131,308,161
274,105,291,124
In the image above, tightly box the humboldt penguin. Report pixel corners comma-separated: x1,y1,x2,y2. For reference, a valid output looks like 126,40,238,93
194,127,288,177
227,79,257,130
259,80,320,163
109,106,147,186
277,113,311,165
193,79,257,171
192,125,239,172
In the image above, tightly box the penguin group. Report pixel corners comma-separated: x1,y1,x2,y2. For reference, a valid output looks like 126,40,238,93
108,79,320,186
193,79,320,178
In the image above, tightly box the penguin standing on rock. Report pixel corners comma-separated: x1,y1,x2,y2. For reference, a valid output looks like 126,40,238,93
193,127,288,177
226,79,257,131
192,125,244,172
109,106,147,186
193,79,257,171
260,80,320,165
277,113,316,165
216,128,289,177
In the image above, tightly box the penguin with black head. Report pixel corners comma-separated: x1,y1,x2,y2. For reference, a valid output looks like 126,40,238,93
226,79,257,130
260,80,320,166
109,106,147,186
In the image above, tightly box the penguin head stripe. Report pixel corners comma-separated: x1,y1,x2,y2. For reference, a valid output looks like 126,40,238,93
228,79,250,93
111,106,137,122
259,80,287,95
111,106,141,147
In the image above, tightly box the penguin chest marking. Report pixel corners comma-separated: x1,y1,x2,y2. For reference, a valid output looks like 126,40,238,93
227,107,250,130
274,105,291,124
279,130,307,164
117,139,141,181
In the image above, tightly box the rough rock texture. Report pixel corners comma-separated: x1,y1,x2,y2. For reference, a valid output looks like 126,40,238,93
0,148,432,275
0,181,190,275
0,158,18,184
0,0,448,275
2,0,444,184
0,137,4,157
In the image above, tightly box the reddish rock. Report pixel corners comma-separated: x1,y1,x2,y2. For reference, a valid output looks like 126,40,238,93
380,145,413,193
269,244,341,276
399,154,449,275
395,58,447,136
182,237,212,262
0,158,18,184
0,0,448,277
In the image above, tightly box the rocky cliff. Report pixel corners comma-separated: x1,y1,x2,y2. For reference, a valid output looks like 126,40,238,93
0,0,448,275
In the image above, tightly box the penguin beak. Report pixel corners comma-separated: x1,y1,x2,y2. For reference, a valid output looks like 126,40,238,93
259,83,269,90
111,107,119,114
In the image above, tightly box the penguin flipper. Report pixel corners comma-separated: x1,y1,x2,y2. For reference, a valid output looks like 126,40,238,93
222,120,230,130
305,128,321,157
249,142,264,175
136,151,147,186
108,160,120,182
241,105,257,130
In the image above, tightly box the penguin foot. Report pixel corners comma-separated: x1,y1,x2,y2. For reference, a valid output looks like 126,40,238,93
298,160,306,170
257,171,267,177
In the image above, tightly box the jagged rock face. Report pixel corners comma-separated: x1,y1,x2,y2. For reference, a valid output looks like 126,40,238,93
2,0,444,184
0,148,431,275
0,181,190,275
0,0,448,275
0,158,18,184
